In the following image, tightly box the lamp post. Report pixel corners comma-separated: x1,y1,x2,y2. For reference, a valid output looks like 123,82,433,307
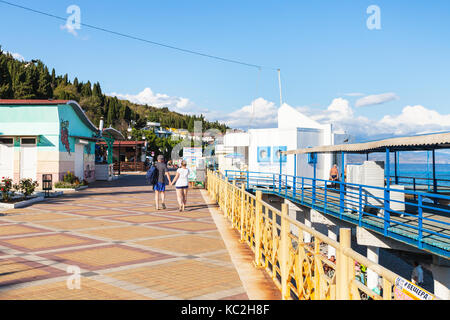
142,134,147,170
127,121,137,172
118,140,121,176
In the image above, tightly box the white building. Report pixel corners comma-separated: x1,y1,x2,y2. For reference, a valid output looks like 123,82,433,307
218,104,348,180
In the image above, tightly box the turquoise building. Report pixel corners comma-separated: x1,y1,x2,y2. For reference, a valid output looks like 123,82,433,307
0,99,112,187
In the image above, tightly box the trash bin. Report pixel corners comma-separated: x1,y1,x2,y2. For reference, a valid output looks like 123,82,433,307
42,174,53,198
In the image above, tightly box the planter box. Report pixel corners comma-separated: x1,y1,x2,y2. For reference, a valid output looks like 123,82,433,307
54,185,89,193
0,196,45,209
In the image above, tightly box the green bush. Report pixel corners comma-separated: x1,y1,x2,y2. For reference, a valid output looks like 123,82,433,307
54,180,88,189
63,171,77,184
18,178,39,197
0,177,13,202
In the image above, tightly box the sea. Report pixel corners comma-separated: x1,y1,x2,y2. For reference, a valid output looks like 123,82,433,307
392,163,450,187
346,163,450,187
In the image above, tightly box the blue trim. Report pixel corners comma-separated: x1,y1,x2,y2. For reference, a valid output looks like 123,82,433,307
384,148,391,236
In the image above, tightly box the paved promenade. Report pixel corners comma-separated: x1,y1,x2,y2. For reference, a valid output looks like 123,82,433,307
0,173,280,300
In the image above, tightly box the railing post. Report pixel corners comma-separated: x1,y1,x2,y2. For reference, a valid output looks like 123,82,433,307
231,181,236,227
358,185,363,226
314,237,321,299
384,185,391,235
339,181,344,219
246,171,249,190
280,203,289,300
418,195,423,249
337,228,351,300
240,184,245,243
293,175,297,199
383,278,392,300
273,174,275,191
278,174,281,194
254,190,263,268
224,177,229,216
413,178,417,201
272,207,277,280
324,182,328,212
285,175,288,197
301,177,304,204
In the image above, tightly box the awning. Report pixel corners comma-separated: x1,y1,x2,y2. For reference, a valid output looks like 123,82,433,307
102,127,125,140
284,131,450,155
70,135,102,142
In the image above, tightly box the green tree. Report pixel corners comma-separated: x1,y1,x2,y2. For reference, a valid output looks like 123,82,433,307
81,81,92,96
0,55,13,98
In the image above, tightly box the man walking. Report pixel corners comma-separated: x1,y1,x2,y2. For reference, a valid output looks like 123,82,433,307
154,155,172,210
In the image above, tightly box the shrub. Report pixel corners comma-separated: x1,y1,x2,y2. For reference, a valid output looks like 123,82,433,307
18,178,39,197
1,177,13,202
63,171,76,184
54,180,88,189
54,181,74,189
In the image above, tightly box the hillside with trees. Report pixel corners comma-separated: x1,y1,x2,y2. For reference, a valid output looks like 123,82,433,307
0,47,228,137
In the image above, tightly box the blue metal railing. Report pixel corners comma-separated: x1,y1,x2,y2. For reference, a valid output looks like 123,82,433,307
389,175,450,194
224,170,450,258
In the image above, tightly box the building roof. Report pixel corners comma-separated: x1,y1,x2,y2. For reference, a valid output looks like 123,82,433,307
102,127,125,140
0,99,70,105
0,99,99,133
284,131,450,155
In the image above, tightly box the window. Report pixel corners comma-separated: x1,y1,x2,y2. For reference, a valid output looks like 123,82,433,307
0,138,13,144
21,138,36,145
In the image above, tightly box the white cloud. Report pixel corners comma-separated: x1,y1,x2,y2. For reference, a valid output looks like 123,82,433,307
355,92,399,107
108,86,450,140
5,51,25,61
314,98,354,122
314,99,450,139
379,105,450,135
223,97,278,129
108,87,195,112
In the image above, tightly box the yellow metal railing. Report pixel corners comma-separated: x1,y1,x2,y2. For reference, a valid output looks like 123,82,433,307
207,170,438,300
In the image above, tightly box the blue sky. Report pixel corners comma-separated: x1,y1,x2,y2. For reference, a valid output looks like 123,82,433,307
1,0,450,139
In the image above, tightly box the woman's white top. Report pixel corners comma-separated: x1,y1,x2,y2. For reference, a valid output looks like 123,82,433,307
175,168,190,187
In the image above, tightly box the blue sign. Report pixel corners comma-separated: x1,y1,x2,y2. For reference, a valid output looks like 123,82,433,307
257,146,271,163
273,146,287,163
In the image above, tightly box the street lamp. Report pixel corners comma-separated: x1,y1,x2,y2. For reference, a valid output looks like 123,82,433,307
127,121,139,172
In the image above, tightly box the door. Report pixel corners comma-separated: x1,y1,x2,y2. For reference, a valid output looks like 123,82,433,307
74,143,84,180
0,138,14,180
20,138,37,181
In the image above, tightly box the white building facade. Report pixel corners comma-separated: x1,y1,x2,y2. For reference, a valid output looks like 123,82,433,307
218,104,348,180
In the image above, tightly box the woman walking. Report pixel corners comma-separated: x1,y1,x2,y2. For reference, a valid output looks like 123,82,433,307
171,160,190,211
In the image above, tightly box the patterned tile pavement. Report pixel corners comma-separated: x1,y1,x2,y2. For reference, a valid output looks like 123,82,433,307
0,173,280,300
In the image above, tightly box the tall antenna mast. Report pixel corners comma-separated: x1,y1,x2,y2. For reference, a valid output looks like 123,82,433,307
277,69,283,107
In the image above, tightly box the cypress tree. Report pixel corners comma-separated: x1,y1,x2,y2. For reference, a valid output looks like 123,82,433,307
81,81,92,96
73,77,79,92
0,56,13,98
37,65,52,98
50,68,56,89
